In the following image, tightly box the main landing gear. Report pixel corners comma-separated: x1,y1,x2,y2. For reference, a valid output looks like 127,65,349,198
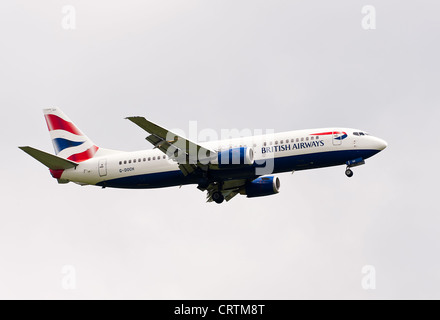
212,191,225,204
345,167,354,178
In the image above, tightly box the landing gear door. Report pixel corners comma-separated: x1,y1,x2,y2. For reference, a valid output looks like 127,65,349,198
332,131,343,146
98,159,107,177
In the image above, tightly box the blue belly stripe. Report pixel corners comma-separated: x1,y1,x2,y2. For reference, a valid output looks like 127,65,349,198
97,149,380,189
97,170,188,189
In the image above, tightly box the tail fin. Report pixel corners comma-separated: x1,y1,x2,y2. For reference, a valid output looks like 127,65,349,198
43,108,99,162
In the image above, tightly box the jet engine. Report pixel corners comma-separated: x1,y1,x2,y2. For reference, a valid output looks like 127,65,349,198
241,176,280,198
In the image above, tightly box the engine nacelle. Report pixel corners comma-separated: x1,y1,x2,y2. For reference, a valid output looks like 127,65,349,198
211,147,254,168
242,176,280,198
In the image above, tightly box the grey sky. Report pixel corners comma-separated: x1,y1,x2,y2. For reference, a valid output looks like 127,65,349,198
1,0,439,299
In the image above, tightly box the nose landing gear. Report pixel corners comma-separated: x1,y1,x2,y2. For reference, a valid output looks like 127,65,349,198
345,158,365,178
345,167,354,178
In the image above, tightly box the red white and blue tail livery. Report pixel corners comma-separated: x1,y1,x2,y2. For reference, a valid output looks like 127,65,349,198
44,108,99,162
20,108,387,204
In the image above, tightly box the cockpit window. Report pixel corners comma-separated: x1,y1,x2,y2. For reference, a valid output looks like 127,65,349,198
354,132,369,136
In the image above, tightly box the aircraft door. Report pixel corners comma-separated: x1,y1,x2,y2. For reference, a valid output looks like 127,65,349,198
98,159,107,177
332,131,343,146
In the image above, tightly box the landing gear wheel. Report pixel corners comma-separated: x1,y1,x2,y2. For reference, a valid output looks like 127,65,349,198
212,191,225,204
345,168,354,178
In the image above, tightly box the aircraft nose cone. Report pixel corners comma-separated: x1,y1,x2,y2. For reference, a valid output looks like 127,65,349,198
377,138,388,151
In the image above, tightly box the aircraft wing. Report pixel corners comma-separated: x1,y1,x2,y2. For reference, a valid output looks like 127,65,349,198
126,116,215,176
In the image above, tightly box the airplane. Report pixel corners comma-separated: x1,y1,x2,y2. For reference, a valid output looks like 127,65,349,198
19,108,387,204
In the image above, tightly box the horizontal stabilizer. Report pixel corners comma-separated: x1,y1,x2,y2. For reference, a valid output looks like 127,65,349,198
19,146,78,170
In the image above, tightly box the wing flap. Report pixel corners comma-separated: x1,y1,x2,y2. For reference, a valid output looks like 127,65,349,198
205,179,246,202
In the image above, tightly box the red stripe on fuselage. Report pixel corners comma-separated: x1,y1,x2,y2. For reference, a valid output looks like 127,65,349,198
310,132,344,135
44,114,82,135
67,145,99,162
310,132,333,136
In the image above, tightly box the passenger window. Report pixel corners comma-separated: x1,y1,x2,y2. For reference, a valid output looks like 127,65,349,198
138,159,141,162
163,155,166,159
311,136,314,141
306,137,309,141
129,160,132,164
148,157,151,161
119,161,122,165
134,159,136,163
269,141,272,145
296,138,299,143
124,160,127,165
291,139,294,143
263,142,266,146
301,138,304,142
152,157,155,160
275,141,278,145
143,158,146,162
315,136,319,140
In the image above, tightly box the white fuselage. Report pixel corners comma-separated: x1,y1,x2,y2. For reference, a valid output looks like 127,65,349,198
59,128,387,188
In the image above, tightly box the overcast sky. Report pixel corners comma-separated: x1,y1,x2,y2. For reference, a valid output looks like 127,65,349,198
1,0,439,299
